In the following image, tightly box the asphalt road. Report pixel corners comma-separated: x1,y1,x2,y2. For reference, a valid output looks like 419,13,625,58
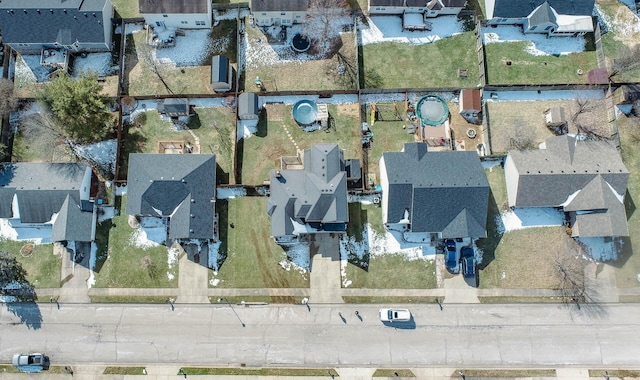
1,302,639,367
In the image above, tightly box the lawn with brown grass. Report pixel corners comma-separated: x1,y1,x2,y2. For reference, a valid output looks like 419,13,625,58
365,118,417,187
486,98,609,154
244,23,358,91
598,0,640,83
239,102,362,185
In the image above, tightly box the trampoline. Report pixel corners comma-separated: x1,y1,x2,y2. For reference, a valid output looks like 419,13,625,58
416,95,449,126
292,100,318,126
292,33,311,53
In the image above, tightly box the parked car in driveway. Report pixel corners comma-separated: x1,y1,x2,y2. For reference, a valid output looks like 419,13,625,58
444,239,459,274
461,247,476,278
379,308,411,322
12,353,49,372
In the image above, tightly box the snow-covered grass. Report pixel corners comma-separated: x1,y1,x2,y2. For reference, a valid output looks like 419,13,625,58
154,29,222,67
72,52,117,76
131,217,165,248
76,139,117,175
360,15,463,45
484,89,605,102
483,25,586,56
87,242,98,288
244,24,316,70
217,186,247,199
167,247,180,281
500,208,564,233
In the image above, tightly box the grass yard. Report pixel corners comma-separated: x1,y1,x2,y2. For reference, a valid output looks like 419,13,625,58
484,40,598,85
244,24,358,91
213,198,310,292
239,103,361,185
611,114,640,288
124,107,236,184
598,0,640,83
126,31,217,96
93,195,178,288
0,241,60,288
343,203,437,289
111,0,141,18
365,119,418,187
486,99,609,154
362,31,479,89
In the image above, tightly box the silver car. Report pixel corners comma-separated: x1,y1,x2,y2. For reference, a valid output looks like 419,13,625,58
378,308,411,322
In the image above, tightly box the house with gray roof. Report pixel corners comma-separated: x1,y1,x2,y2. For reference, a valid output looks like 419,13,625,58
380,142,489,241
126,154,218,265
139,0,212,29
0,163,96,244
369,0,466,17
504,135,629,237
266,144,349,244
484,0,594,36
0,0,113,54
250,0,309,27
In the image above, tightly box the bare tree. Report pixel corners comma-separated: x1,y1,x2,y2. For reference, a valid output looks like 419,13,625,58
608,45,640,82
137,36,174,94
569,91,609,140
509,120,536,150
303,0,350,54
552,237,586,305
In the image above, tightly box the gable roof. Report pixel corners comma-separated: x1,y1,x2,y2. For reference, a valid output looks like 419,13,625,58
381,142,489,238
0,0,110,46
139,0,209,14
0,162,94,241
267,144,348,238
250,0,309,12
528,1,556,25
489,0,594,19
126,154,217,240
460,89,481,111
238,92,259,119
507,135,629,237
211,55,230,84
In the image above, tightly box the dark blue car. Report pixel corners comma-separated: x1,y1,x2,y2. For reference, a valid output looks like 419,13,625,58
461,247,476,278
445,239,459,274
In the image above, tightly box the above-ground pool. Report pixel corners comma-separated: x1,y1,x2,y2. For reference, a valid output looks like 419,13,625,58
292,33,311,53
416,95,449,126
292,99,318,126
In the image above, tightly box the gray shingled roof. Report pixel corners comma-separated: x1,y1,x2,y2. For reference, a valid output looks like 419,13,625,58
528,1,556,26
238,92,259,120
139,0,209,14
0,162,94,241
0,0,110,46
507,135,629,237
382,142,489,238
126,154,217,240
250,0,309,12
267,144,348,239
491,0,594,18
211,55,230,85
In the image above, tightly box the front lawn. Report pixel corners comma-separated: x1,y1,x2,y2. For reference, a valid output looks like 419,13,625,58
212,198,310,290
362,31,479,89
239,102,361,185
93,195,178,288
0,241,60,288
484,41,598,85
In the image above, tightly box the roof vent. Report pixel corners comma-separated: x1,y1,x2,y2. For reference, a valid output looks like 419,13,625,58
181,179,186,183
23,9,26,13
191,199,195,203
190,214,194,218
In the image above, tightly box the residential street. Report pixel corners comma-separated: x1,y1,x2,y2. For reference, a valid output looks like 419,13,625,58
1,302,639,368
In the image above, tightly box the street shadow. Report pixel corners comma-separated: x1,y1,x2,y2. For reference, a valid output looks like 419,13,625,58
6,301,42,330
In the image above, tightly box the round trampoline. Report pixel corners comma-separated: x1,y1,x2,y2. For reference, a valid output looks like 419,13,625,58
292,99,318,126
416,95,449,126
292,33,311,53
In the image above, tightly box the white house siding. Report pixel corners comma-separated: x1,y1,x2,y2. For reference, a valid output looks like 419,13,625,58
254,10,306,26
144,12,212,29
101,1,114,47
369,6,412,15
80,167,92,201
484,0,496,19
504,154,519,208
379,155,390,224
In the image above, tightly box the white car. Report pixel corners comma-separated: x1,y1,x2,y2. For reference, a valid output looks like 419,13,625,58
12,353,49,371
378,308,411,322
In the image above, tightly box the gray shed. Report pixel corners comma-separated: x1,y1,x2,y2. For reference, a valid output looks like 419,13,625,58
211,55,233,92
161,98,190,117
238,93,259,120
544,107,566,127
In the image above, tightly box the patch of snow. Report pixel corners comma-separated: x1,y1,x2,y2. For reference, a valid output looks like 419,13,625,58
87,242,97,288
238,119,258,140
209,241,221,271
360,15,463,45
348,193,379,205
482,25,586,56
259,94,358,107
210,277,222,286
72,53,116,76
125,23,144,35
217,186,247,199
290,218,318,235
15,54,52,83
191,98,228,108
245,24,315,70
167,246,180,280
115,185,127,196
131,218,165,248
485,89,604,102
98,207,115,223
482,158,503,170
76,139,117,175
214,8,251,21
501,208,564,232
154,29,219,67
595,4,640,37
278,242,310,273
0,219,18,240
577,237,622,262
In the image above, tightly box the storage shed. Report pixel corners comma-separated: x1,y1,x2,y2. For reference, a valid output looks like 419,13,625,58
160,98,190,117
238,93,260,120
544,107,566,127
211,55,233,92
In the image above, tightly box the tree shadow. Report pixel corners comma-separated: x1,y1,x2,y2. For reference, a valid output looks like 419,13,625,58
93,219,112,274
235,137,244,185
255,108,268,137
186,112,202,130
215,199,229,271
5,300,42,330
345,203,370,271
476,191,503,270
117,122,146,181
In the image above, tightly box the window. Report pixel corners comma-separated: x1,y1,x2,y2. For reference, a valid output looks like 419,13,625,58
162,14,168,17
544,25,552,30
195,20,205,25
529,25,536,30
262,12,266,15
296,15,301,18
181,20,188,24
281,12,286,15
